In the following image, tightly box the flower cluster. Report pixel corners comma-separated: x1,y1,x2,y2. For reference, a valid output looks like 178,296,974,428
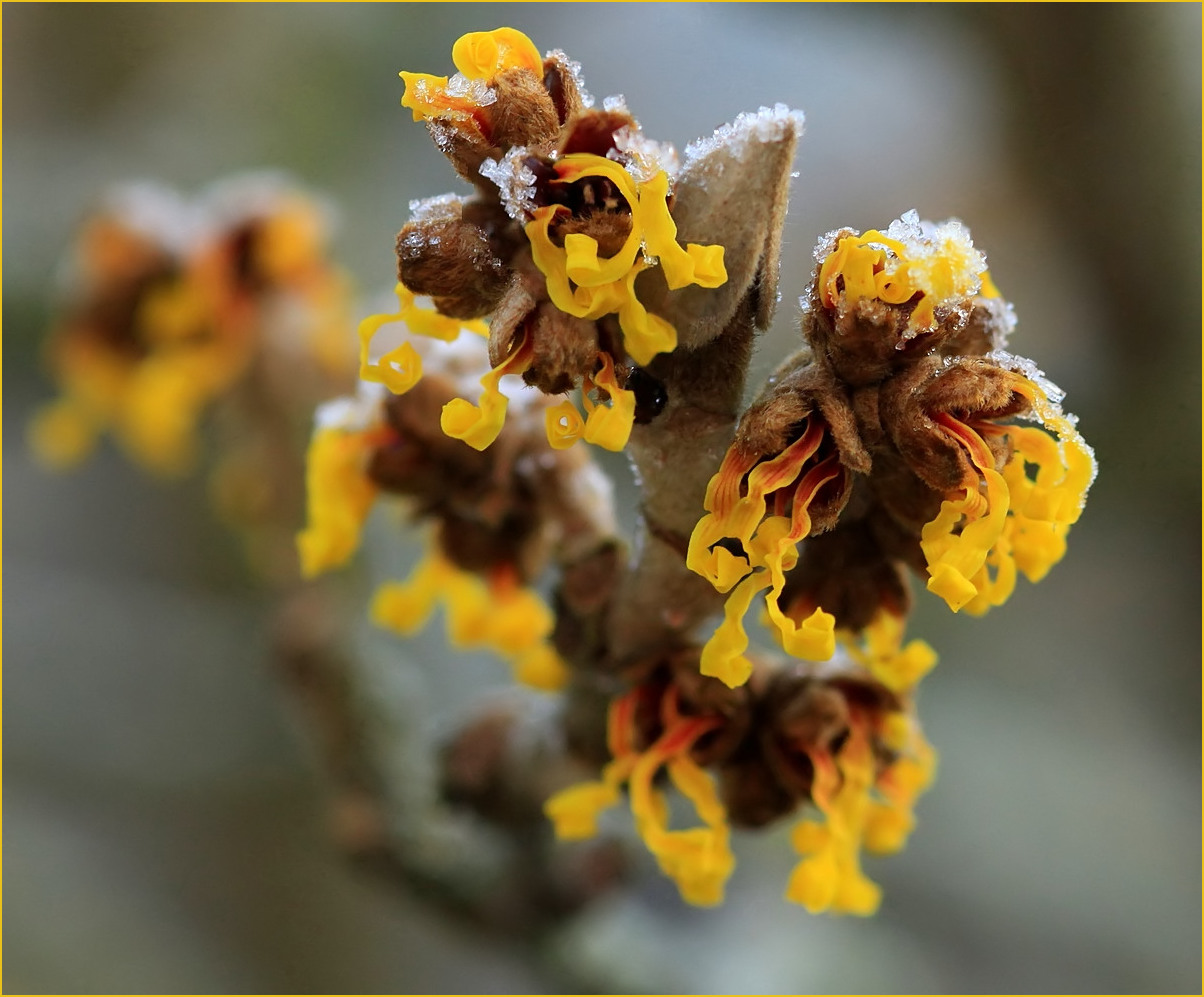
30,177,353,478
545,214,1093,909
29,23,1097,923
297,329,616,691
687,210,1096,689
360,27,728,454
543,652,934,911
294,27,1095,915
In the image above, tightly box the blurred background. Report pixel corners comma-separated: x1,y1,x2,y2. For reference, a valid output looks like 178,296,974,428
4,3,1199,993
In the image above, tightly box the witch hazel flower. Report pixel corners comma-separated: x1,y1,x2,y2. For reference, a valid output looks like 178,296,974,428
358,27,743,454
688,213,1096,689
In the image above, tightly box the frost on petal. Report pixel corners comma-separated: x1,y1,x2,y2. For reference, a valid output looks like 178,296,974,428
443,73,498,107
986,349,1066,407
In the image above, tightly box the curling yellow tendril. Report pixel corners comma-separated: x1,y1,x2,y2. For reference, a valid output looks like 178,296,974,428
922,374,1096,614
540,353,635,452
525,153,726,366
371,548,567,691
840,612,938,693
357,284,488,396
296,425,383,578
920,412,1012,612
401,27,543,122
688,421,838,688
544,688,735,905
440,326,535,450
785,712,935,915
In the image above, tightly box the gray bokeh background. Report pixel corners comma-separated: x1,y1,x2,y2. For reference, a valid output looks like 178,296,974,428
5,4,1200,993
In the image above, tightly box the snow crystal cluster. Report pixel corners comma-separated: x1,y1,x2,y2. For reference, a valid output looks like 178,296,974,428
611,125,680,184
407,193,468,222
682,103,806,178
544,50,595,108
478,148,540,221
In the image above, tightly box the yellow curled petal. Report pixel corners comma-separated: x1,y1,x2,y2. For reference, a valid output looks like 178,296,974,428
487,587,554,654
921,416,1013,612
444,572,495,647
441,329,533,451
524,155,727,371
452,27,542,79
370,557,450,637
630,170,728,293
767,603,836,662
441,395,505,451
118,356,209,476
359,284,486,395
373,340,424,395
296,426,380,578
582,354,636,451
525,208,584,315
399,72,455,121
404,298,488,341
923,466,1009,611
616,265,677,365
834,871,883,916
862,803,916,855
790,820,831,855
925,560,981,612
667,755,726,829
649,826,734,907
686,516,752,593
785,851,841,914
545,398,585,449
632,170,692,288
819,236,883,307
684,242,727,288
563,228,642,289
699,570,770,688
844,612,939,692
544,780,621,840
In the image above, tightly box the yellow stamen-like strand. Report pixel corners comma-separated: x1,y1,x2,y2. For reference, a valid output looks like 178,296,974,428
357,284,488,396
840,612,938,693
440,327,534,450
372,549,567,691
786,711,934,916
400,28,542,122
544,691,735,906
524,153,726,367
296,426,381,578
690,423,839,687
